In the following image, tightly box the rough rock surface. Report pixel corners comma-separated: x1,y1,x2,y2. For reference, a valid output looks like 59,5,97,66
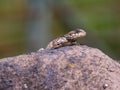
0,45,120,90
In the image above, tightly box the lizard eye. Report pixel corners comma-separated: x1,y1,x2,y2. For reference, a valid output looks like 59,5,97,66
57,43,61,46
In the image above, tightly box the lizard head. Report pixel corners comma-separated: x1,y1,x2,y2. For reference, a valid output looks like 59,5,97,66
74,29,86,37
64,29,86,40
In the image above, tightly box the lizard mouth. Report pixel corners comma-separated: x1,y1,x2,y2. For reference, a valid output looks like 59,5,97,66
78,29,86,36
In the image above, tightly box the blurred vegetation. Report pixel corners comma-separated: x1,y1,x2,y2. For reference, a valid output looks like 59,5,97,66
0,0,120,60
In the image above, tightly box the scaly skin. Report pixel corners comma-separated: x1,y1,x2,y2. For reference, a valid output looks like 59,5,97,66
46,29,86,49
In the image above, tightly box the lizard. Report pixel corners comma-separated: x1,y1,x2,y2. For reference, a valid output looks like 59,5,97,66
46,29,86,49
38,29,86,51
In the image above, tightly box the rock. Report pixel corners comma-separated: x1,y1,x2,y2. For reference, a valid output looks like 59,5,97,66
0,45,120,90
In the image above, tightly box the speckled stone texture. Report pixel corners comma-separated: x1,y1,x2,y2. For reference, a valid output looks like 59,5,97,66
0,45,120,90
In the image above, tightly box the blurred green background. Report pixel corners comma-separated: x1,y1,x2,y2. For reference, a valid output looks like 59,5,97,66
0,0,120,60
